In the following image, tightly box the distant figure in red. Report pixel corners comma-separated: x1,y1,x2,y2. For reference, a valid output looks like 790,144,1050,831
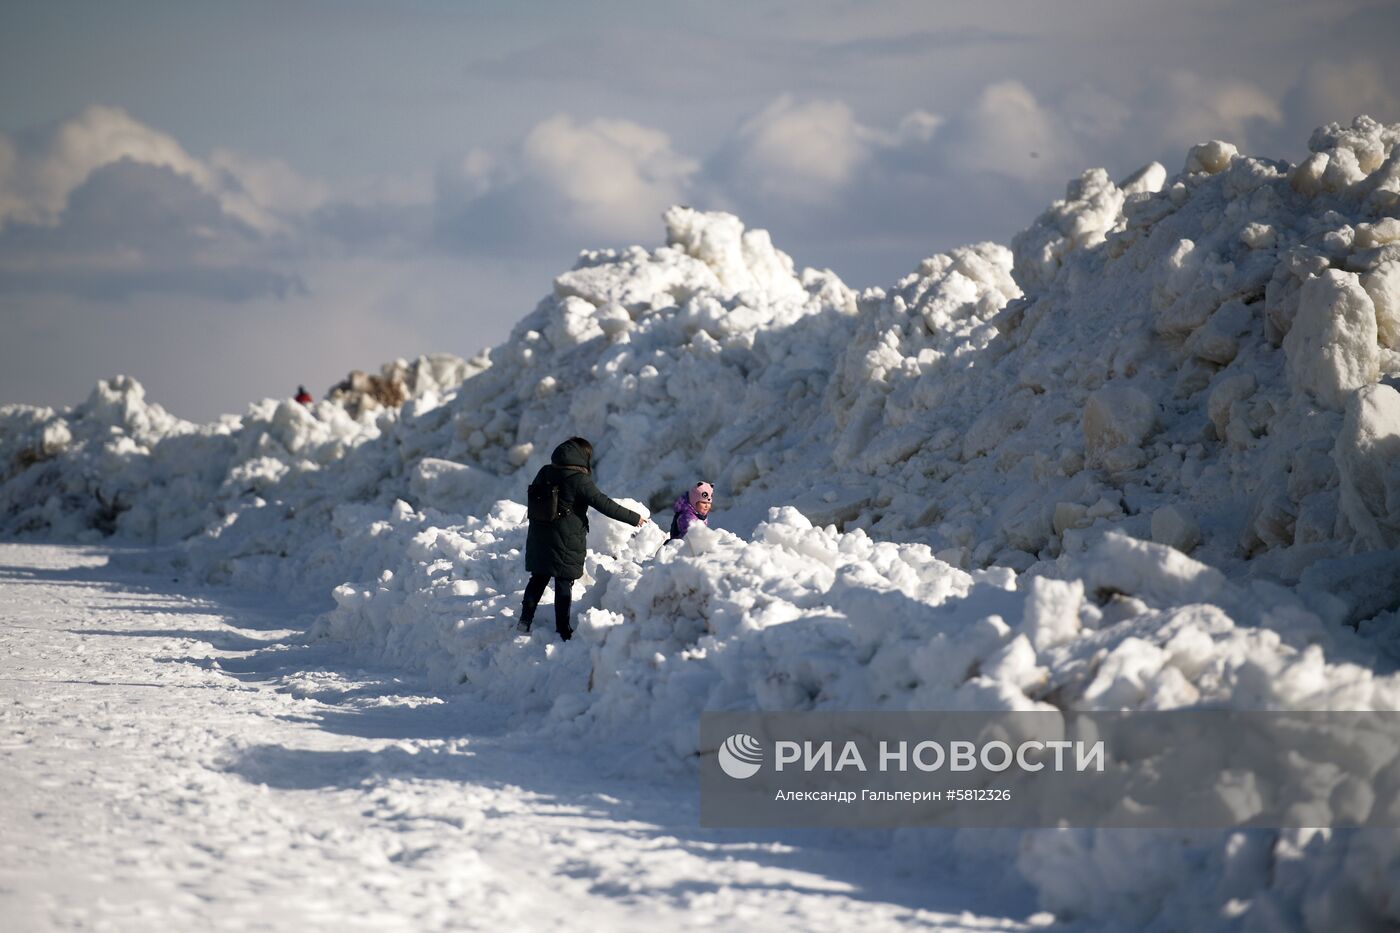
294,385,313,406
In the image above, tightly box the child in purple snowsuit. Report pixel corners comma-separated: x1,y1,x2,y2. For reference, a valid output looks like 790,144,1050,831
669,482,714,540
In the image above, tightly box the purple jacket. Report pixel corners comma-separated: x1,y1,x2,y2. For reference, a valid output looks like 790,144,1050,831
669,493,708,540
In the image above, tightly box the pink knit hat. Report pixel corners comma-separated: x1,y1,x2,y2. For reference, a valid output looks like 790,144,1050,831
688,482,714,507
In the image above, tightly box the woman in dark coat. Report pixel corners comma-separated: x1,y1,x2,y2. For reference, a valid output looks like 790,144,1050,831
521,437,647,640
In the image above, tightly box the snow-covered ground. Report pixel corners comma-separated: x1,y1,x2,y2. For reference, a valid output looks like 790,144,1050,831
4,116,1400,929
0,543,1043,931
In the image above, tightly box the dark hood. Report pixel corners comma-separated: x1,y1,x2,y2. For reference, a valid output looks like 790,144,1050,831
550,439,591,470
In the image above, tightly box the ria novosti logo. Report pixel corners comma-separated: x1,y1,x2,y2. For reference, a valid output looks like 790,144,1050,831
718,733,764,779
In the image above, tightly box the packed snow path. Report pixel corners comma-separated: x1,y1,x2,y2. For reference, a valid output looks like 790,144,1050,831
0,543,1041,932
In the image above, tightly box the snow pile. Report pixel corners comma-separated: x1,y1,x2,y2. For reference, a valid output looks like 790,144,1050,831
309,493,1400,928
0,354,461,549
820,117,1400,583
326,352,485,418
3,118,1400,929
313,500,1397,731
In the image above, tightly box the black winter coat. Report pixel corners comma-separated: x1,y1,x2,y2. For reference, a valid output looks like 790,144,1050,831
525,439,641,580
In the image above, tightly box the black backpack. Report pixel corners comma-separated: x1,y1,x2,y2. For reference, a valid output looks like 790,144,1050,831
528,476,561,522
528,465,585,522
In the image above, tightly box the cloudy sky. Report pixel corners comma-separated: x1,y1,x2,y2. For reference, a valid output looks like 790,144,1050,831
2,0,1398,421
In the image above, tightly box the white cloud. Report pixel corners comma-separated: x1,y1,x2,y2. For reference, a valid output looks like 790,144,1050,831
519,114,698,239
208,149,330,223
723,96,874,203
1287,58,1400,134
0,105,323,236
0,109,320,302
893,110,944,145
1061,85,1134,144
0,105,213,228
433,113,699,250
941,80,1078,182
447,147,496,201
0,159,304,302
1154,72,1282,151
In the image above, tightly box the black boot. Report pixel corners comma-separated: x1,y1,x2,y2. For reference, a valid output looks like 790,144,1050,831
519,573,550,635
554,577,573,641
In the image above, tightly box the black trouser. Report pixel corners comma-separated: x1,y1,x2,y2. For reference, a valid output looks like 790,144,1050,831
521,573,574,639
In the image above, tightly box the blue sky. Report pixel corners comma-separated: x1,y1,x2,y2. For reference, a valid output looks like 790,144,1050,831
3,0,1398,420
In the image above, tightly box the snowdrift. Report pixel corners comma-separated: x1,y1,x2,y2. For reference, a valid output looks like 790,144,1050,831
4,117,1400,929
